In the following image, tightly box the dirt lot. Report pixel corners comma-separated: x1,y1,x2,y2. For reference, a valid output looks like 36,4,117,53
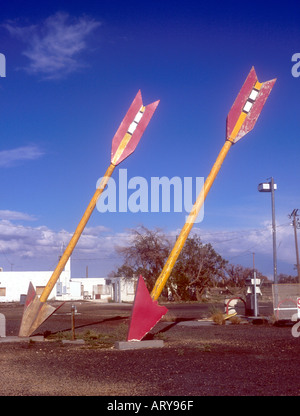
1,294,300,399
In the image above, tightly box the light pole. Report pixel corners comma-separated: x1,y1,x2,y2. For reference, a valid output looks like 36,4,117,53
288,209,300,283
258,178,278,284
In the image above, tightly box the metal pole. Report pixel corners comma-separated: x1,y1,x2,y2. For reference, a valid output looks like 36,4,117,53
252,252,258,317
292,211,300,283
253,271,258,317
270,177,278,284
71,304,76,340
270,177,279,316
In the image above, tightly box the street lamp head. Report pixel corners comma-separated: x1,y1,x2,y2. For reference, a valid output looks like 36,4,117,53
258,182,277,192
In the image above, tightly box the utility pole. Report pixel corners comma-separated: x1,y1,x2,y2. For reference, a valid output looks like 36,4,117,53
270,177,278,284
251,252,258,317
258,178,278,315
289,209,300,283
258,177,278,284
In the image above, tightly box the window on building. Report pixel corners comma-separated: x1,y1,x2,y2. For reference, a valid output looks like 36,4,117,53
0,287,6,296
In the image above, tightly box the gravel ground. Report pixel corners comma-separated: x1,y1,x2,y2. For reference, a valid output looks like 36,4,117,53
0,299,300,399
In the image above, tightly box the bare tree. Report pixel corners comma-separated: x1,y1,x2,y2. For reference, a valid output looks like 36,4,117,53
114,225,171,290
225,263,269,287
172,235,227,300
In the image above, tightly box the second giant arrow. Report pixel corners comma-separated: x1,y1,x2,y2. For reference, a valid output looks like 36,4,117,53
127,67,276,342
19,90,159,337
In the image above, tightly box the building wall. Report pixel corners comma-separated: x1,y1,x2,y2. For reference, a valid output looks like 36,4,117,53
76,277,137,302
121,278,136,302
0,259,136,303
77,277,107,300
0,259,71,302
0,271,56,302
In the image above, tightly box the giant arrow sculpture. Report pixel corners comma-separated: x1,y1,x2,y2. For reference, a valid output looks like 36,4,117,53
127,67,276,341
19,91,159,337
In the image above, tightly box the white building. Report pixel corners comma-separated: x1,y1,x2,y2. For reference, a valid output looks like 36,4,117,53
0,259,136,303
78,276,136,303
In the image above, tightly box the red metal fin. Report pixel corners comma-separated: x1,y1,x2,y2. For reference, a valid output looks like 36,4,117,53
127,276,168,341
111,90,143,164
19,282,65,337
233,77,276,142
116,99,160,166
111,91,159,165
24,281,36,308
226,67,276,143
226,67,257,140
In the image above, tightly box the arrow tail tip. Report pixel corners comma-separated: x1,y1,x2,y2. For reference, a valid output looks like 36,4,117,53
111,92,159,166
19,282,63,337
127,276,168,341
226,67,276,143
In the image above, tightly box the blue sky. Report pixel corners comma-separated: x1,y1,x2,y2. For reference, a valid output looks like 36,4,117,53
0,0,300,280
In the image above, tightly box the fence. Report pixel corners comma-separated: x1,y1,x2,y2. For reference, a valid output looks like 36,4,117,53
272,284,300,321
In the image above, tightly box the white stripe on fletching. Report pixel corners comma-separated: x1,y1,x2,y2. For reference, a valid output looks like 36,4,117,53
243,101,253,113
127,106,145,135
243,87,260,114
249,89,259,101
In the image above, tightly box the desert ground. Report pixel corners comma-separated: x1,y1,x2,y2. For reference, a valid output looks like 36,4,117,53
0,288,300,402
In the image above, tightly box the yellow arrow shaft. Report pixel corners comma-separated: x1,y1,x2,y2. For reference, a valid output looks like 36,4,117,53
39,163,115,303
228,112,247,142
40,107,147,303
151,139,233,301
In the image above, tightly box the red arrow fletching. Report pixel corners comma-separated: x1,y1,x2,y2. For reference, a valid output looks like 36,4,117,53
127,276,168,341
19,282,65,337
226,67,276,143
111,90,159,165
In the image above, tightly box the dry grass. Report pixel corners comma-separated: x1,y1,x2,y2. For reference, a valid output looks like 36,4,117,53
228,315,241,324
161,311,177,322
210,310,242,325
211,311,226,325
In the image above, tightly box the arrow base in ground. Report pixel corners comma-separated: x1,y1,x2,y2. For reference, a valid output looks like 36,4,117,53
19,282,64,337
127,276,168,341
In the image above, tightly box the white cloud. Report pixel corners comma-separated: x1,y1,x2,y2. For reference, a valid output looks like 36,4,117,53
192,221,296,270
0,218,128,272
83,225,111,236
0,210,36,221
0,145,44,167
0,210,296,276
3,12,101,79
